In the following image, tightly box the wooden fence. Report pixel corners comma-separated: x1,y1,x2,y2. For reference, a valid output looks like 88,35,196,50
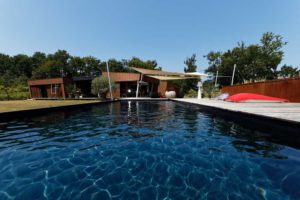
221,77,300,102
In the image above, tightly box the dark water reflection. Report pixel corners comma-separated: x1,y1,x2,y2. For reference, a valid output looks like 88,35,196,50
0,101,300,199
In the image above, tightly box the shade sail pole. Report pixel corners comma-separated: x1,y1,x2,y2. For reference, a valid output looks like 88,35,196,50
197,79,202,99
136,74,144,98
215,70,219,87
106,61,113,100
136,81,139,98
231,64,236,86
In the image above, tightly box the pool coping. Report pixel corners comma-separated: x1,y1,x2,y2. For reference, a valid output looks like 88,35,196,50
1,98,299,129
0,100,118,121
170,99,300,133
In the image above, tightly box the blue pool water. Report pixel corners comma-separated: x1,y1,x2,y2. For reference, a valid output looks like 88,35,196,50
0,101,300,199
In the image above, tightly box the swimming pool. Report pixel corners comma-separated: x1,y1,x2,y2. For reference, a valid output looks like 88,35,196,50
0,101,299,199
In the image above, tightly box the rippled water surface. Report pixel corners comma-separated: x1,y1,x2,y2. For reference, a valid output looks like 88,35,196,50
1,101,300,200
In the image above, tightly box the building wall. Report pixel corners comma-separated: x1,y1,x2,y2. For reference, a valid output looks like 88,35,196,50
111,83,120,98
28,78,67,98
29,84,64,98
158,81,168,97
222,77,300,102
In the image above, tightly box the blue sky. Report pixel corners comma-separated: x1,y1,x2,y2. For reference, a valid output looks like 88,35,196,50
0,0,299,72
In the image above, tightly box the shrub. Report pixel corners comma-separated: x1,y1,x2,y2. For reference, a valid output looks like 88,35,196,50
0,84,29,100
184,89,198,98
91,76,116,98
202,80,221,98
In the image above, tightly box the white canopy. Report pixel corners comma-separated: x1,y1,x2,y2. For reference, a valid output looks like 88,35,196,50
184,72,209,77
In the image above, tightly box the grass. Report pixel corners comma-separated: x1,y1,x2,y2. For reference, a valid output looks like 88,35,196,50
0,100,101,112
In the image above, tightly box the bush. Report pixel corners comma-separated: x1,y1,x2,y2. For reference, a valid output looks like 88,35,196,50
91,76,116,98
0,84,29,100
184,89,198,98
202,80,221,98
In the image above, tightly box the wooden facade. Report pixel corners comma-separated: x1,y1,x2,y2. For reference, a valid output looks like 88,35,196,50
102,72,177,98
28,72,181,99
28,78,68,99
222,77,300,102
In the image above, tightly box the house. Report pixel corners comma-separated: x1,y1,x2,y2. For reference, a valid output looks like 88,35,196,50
27,67,199,99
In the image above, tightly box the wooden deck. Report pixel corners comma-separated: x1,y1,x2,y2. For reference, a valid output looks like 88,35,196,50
172,98,300,123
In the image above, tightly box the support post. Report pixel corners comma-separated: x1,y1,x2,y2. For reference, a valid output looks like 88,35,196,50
231,64,236,86
215,70,219,87
135,74,143,98
106,61,113,100
136,81,139,98
197,81,202,99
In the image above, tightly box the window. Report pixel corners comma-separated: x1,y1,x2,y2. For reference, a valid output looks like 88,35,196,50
51,84,60,94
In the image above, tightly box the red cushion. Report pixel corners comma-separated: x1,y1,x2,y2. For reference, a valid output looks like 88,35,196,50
225,93,289,102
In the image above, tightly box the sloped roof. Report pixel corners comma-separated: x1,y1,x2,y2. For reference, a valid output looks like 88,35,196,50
147,75,199,81
130,67,186,76
102,72,140,82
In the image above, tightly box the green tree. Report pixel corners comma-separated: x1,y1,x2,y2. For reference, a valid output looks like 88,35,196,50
69,56,85,76
128,57,161,70
11,54,32,78
31,52,47,72
0,72,14,100
101,59,128,72
278,65,299,78
91,76,116,98
205,32,287,86
183,54,198,92
48,50,72,77
82,56,101,76
32,60,62,79
0,53,13,75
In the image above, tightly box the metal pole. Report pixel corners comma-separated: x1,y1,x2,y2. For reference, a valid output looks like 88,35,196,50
215,71,219,87
106,61,113,100
231,64,236,86
197,81,202,99
136,81,139,98
136,74,143,98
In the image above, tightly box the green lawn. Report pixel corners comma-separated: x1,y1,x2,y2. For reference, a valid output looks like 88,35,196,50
0,100,101,112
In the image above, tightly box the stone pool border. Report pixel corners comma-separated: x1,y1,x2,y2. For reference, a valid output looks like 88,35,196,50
1,98,299,131
171,99,300,136
0,100,117,121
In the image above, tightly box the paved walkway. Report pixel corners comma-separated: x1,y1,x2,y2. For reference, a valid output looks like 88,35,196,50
172,98,300,123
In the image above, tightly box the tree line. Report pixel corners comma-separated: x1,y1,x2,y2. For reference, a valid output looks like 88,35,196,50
0,50,162,100
204,32,299,86
0,50,161,81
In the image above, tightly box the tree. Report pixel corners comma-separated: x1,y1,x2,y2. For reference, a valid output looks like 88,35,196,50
259,32,287,80
101,59,128,72
32,60,62,79
0,72,14,100
204,32,287,86
82,56,101,76
204,51,221,76
48,50,72,77
0,53,13,75
69,56,85,76
91,76,116,98
11,54,32,78
128,57,161,70
183,54,198,92
31,52,47,72
278,65,299,78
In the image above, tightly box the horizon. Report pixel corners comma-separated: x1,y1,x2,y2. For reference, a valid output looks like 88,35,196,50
0,0,299,72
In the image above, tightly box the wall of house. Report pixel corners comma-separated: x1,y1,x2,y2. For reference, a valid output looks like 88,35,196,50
28,78,67,98
158,81,168,97
30,84,64,98
222,77,300,102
